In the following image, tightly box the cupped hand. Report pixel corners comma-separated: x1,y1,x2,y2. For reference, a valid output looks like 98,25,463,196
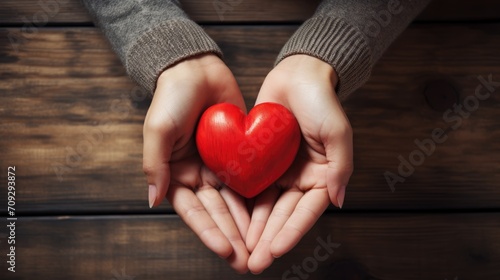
246,54,353,273
142,54,250,273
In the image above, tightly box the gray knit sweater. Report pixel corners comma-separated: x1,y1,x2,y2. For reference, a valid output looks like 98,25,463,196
82,0,431,99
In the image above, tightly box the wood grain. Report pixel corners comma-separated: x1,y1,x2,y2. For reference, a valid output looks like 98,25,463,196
1,24,499,214
0,0,499,24
8,213,500,279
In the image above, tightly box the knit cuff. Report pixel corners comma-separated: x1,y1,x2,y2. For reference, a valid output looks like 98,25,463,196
126,18,222,94
276,17,372,99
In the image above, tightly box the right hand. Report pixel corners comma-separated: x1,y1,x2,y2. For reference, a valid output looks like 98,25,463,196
142,54,250,273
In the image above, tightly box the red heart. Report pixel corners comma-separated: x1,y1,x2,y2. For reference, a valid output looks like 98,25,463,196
196,102,301,198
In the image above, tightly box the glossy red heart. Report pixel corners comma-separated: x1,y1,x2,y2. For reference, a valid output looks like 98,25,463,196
196,102,301,198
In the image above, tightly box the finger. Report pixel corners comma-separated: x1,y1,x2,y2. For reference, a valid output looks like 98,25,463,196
143,108,176,208
219,187,251,241
322,95,353,208
246,187,280,253
270,188,330,257
196,186,249,273
324,120,353,208
247,190,303,274
167,185,233,259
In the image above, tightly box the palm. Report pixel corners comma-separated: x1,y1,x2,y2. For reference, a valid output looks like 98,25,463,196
275,89,336,193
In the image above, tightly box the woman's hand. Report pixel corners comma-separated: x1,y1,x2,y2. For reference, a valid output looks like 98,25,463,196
246,54,353,273
142,54,250,273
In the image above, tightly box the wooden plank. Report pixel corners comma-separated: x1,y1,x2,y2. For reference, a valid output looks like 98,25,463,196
7,213,500,279
0,0,318,24
0,0,499,24
419,0,500,21
0,24,500,214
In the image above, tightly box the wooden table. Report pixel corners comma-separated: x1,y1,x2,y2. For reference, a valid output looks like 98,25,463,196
1,0,499,279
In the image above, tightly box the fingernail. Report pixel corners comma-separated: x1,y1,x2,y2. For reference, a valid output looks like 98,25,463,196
251,270,263,275
148,184,157,208
337,186,346,209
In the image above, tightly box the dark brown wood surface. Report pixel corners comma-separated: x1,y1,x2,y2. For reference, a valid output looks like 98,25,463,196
0,0,499,279
1,24,500,214
8,214,500,279
1,0,500,24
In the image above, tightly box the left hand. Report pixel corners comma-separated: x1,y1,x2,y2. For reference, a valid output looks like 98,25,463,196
245,54,354,273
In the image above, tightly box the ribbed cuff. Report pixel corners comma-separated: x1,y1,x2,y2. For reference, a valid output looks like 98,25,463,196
276,17,372,99
126,18,222,94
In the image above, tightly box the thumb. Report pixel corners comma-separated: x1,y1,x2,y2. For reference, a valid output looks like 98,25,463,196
323,112,353,208
142,85,179,208
143,116,175,208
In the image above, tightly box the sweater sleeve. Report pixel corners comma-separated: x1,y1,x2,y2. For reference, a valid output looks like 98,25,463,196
81,0,222,93
276,0,431,99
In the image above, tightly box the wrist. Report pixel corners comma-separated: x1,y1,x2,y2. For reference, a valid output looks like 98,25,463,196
157,53,223,87
277,54,339,87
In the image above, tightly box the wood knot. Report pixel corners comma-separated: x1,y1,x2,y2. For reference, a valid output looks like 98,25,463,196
423,80,459,112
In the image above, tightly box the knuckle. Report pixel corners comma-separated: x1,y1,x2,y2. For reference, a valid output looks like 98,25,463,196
142,163,157,177
335,121,352,138
144,108,179,135
144,117,169,135
210,203,230,216
324,115,352,141
184,204,206,220
271,207,291,219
